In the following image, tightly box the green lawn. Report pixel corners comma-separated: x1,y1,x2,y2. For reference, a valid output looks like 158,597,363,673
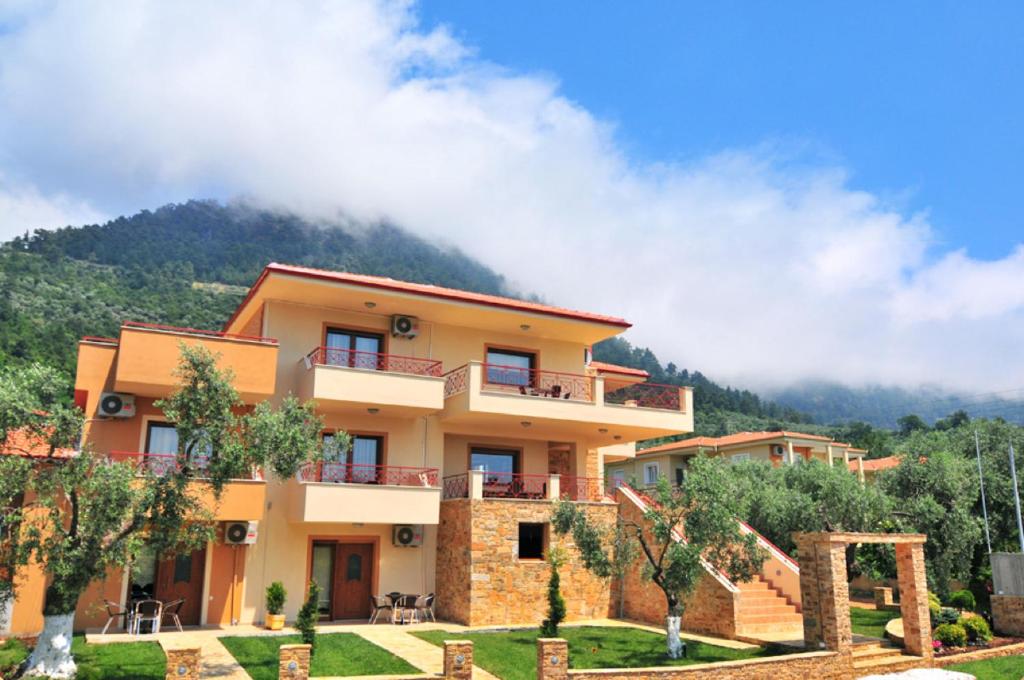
413,626,772,680
0,635,166,680
219,632,421,680
850,607,899,639
947,654,1024,680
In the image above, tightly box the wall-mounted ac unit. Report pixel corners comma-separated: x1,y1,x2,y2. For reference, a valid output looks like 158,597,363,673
224,521,259,545
391,315,419,338
772,445,785,456
98,392,136,418
393,524,423,547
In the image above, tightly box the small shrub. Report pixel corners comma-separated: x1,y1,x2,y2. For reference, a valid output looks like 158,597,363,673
927,591,942,618
540,549,566,637
958,614,993,643
265,581,287,615
933,607,960,627
296,580,320,654
934,623,968,648
948,589,976,612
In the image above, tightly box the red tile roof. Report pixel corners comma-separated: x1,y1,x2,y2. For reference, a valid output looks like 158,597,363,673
1,428,76,458
849,455,902,473
225,263,632,331
587,361,650,378
637,430,848,457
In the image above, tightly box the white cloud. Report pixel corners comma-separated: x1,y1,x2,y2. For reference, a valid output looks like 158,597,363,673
0,177,105,240
0,0,1021,392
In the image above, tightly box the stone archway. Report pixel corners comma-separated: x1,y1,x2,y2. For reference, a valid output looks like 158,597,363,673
794,532,932,661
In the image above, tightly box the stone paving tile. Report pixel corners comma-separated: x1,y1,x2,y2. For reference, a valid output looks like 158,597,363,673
354,624,500,679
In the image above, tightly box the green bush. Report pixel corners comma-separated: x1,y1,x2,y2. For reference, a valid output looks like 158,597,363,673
948,589,976,612
934,623,968,648
933,607,960,627
540,559,566,637
927,591,942,618
296,580,320,654
265,581,287,615
957,614,993,643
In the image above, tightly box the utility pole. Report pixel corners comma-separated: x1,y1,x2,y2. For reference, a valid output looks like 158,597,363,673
975,431,992,554
1010,440,1024,554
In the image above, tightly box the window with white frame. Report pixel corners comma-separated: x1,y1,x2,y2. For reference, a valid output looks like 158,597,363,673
643,462,660,485
730,453,751,465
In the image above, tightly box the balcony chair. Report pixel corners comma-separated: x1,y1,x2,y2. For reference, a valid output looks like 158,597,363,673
100,599,132,634
161,598,186,632
549,385,561,398
131,599,163,635
416,593,436,622
369,594,393,624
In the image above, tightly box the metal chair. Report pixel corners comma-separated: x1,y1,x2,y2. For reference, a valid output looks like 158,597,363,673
101,599,131,634
131,599,163,635
161,598,185,632
410,593,435,623
396,594,418,624
369,594,393,624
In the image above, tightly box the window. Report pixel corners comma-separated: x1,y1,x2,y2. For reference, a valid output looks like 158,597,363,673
470,447,519,484
643,462,660,486
675,467,685,486
730,453,751,465
322,433,383,483
325,327,384,370
518,523,546,560
145,422,211,472
310,543,334,616
485,348,536,386
610,468,626,489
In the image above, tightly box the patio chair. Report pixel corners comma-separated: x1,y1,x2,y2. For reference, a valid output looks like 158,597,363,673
550,385,562,398
131,599,163,635
396,594,418,624
413,593,435,623
101,599,131,634
161,598,185,632
369,594,393,624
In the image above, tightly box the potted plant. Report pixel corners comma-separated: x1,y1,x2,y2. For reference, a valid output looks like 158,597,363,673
265,581,287,630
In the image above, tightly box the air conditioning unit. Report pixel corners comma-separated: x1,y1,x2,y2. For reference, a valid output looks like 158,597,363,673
772,445,785,456
391,315,419,338
393,524,423,547
224,521,259,545
98,392,136,418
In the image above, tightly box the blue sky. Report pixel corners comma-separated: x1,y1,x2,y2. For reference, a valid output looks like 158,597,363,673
420,1,1023,260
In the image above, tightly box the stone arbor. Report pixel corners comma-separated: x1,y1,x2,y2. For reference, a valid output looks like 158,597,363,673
794,532,931,661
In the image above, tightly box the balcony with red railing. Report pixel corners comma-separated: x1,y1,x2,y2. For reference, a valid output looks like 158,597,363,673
441,361,693,443
290,459,442,524
441,470,609,502
107,451,263,481
298,346,445,415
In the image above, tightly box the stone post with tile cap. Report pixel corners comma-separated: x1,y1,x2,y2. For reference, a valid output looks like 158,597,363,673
164,647,200,680
537,638,568,680
443,640,473,680
279,643,311,679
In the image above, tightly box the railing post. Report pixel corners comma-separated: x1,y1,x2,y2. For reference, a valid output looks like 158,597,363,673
443,640,474,680
537,638,568,680
469,469,484,499
548,474,560,500
593,375,605,406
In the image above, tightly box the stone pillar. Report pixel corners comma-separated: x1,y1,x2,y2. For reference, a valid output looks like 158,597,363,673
548,474,561,500
857,457,865,484
164,647,200,680
843,448,850,467
469,469,484,499
786,441,795,465
826,444,834,467
873,586,895,610
992,595,1024,635
895,542,932,659
537,638,568,680
795,533,852,656
443,640,474,680
279,644,311,680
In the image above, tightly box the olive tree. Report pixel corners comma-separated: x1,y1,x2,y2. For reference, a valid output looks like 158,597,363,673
553,455,764,659
0,346,335,678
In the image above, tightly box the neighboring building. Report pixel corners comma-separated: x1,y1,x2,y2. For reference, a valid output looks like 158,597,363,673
849,455,902,483
605,430,869,488
4,263,695,634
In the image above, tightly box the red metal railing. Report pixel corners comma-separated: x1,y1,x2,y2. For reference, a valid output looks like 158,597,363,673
122,320,278,345
559,475,608,502
604,380,684,411
481,472,550,499
482,364,594,403
443,365,469,398
298,462,439,487
107,451,263,480
442,473,469,499
306,347,443,377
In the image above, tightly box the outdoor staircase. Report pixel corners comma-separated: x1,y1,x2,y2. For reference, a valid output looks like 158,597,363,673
851,641,925,675
734,574,803,635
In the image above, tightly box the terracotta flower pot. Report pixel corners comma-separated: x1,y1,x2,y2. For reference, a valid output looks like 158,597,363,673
265,613,285,631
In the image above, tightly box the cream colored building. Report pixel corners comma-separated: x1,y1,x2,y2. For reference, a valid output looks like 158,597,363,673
605,430,869,488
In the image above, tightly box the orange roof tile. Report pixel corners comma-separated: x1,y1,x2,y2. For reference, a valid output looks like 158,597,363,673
637,430,845,457
587,361,650,378
849,456,902,473
225,263,632,331
1,428,76,459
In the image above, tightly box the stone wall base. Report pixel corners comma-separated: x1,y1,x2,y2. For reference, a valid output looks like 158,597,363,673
992,594,1024,636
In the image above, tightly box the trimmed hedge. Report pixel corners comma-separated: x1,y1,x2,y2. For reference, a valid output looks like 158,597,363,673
957,614,993,643
934,623,968,648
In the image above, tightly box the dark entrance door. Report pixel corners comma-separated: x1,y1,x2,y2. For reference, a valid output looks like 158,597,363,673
155,546,206,626
331,543,373,620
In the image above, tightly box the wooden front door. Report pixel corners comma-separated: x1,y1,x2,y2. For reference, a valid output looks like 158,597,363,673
331,543,373,620
155,547,206,626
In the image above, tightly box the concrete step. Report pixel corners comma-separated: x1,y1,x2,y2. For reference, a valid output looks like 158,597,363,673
852,653,926,672
852,645,904,662
734,621,804,635
735,612,804,625
737,603,799,616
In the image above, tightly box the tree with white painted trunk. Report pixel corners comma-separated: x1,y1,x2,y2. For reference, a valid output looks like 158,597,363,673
552,455,765,659
0,347,336,677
